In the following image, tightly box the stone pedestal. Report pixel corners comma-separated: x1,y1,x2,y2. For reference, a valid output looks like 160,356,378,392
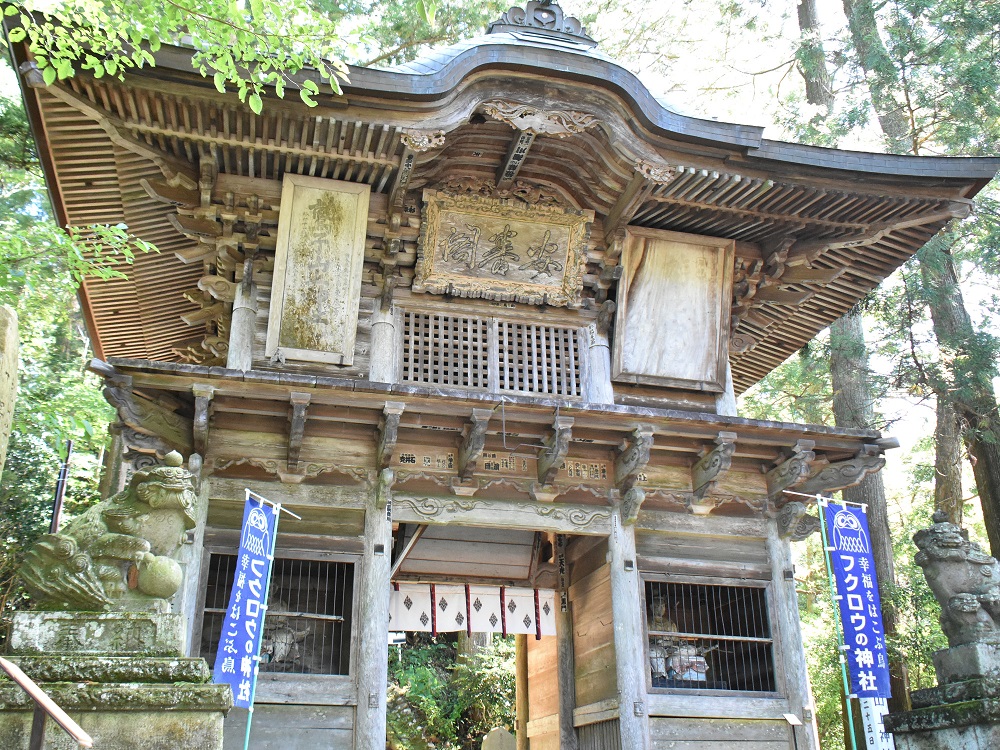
0,611,232,749
885,643,1000,749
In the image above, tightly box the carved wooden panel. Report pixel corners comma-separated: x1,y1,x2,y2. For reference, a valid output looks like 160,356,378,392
414,190,594,307
265,175,370,365
612,227,734,392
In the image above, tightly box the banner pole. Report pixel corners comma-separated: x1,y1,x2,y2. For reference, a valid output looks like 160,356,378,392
816,495,859,750
242,495,283,750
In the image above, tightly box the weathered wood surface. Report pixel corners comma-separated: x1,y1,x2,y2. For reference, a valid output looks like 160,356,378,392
570,560,616,708
222,704,354,750
527,631,560,738
0,305,17,474
648,717,790,750
613,228,734,392
354,470,393,750
515,634,529,750
252,675,356,706
266,175,370,366
607,508,651,748
766,519,821,750
646,694,789,719
391,495,612,536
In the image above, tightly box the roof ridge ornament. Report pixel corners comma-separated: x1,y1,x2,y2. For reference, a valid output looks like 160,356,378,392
488,1,597,47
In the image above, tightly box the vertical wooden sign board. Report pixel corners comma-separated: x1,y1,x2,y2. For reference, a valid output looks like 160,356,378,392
266,175,370,365
612,227,733,392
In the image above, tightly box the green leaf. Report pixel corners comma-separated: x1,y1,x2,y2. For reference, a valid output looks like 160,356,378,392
300,88,316,107
7,27,25,43
248,93,263,114
4,6,18,16
42,65,57,87
213,72,226,93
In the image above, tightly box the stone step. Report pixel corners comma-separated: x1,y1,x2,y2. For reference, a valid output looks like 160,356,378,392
0,656,210,685
910,677,1000,709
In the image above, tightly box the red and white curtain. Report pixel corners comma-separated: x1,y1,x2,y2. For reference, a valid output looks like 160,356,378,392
389,583,557,638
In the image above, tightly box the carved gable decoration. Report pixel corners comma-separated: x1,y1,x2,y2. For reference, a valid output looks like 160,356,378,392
266,175,370,365
414,190,593,307
613,227,734,392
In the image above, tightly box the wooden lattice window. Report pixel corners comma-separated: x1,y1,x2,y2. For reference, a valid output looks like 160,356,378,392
400,311,582,398
498,320,581,398
645,580,775,693
200,554,354,676
402,312,489,389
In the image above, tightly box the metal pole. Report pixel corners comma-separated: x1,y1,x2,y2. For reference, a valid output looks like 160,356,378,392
242,492,298,750
816,495,859,750
49,440,73,534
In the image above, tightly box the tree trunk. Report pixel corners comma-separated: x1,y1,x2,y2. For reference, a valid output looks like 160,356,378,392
934,397,964,525
796,0,834,113
919,237,1000,554
841,0,911,152
829,308,910,713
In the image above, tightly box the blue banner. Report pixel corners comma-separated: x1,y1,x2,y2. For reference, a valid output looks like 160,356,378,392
824,502,892,699
212,499,278,708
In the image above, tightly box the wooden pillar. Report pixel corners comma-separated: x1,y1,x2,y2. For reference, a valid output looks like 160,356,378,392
98,423,126,499
715,359,738,416
555,533,578,748
766,518,820,750
177,452,208,656
585,321,614,404
369,304,398,384
608,505,650,748
515,634,529,750
355,468,394,749
227,258,257,371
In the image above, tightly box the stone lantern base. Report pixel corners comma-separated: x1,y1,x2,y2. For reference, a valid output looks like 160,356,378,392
885,643,1000,750
0,611,232,750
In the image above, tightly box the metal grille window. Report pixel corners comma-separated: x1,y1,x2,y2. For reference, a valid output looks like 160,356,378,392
645,580,775,692
200,554,353,676
401,311,582,398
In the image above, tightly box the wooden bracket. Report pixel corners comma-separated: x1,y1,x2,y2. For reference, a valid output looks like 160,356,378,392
94,361,193,454
765,440,817,504
286,392,312,473
620,487,646,526
191,384,214,456
385,147,417,255
197,275,237,302
377,402,406,470
614,426,654,490
795,444,885,496
776,500,821,540
691,432,737,500
537,416,574,486
120,426,172,458
458,409,493,479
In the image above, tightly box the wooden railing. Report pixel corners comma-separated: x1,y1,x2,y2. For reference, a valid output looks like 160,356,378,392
0,656,93,749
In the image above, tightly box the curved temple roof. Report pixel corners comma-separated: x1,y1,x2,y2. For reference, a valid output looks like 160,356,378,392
7,2,1000,393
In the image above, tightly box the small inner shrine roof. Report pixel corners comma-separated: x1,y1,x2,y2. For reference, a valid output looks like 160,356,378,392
7,3,1000,392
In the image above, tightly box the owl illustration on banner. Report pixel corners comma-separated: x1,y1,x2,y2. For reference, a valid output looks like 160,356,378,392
833,509,870,554
241,506,271,558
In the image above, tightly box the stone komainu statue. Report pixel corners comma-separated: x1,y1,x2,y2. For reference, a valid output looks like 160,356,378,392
20,451,197,611
913,510,1000,647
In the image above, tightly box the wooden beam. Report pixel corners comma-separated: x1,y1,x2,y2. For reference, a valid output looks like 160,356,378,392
286,391,311,473
496,131,536,190
614,426,654,490
392,494,612,536
206,477,366,509
100,378,193,454
389,524,427,580
603,170,654,245
537,415,574,486
191,383,214,456
458,409,493,479
377,402,406,469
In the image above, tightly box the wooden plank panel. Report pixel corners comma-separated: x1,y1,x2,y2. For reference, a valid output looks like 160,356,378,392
649,717,790,743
